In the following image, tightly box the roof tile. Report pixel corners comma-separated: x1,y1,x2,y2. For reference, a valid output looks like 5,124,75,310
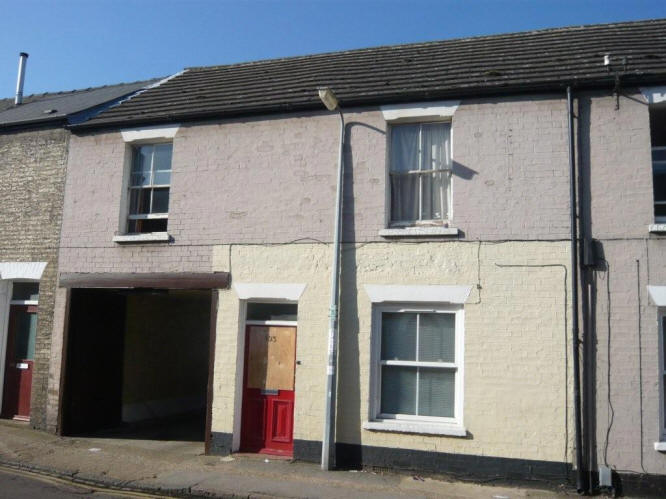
79,19,666,129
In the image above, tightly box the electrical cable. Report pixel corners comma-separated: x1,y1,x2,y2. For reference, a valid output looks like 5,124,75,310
598,259,614,468
637,259,647,474
599,257,649,476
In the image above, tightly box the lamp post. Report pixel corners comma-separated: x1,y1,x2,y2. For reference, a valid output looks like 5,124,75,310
318,87,344,471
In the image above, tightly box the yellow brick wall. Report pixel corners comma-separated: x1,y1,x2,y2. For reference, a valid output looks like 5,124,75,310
211,240,573,463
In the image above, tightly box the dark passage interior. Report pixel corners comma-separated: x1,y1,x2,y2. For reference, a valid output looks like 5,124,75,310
62,288,211,442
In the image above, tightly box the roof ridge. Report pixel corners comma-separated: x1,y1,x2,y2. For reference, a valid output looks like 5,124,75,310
186,17,666,72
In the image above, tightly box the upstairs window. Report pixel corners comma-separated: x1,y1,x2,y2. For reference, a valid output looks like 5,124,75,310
389,122,451,225
660,312,666,441
651,106,666,222
127,143,172,233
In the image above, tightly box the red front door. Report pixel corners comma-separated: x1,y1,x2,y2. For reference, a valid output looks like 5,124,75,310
240,325,296,456
1,305,38,420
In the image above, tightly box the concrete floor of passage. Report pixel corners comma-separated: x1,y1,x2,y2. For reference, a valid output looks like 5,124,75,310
80,410,206,444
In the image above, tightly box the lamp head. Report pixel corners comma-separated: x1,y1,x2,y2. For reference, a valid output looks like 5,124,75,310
318,87,339,111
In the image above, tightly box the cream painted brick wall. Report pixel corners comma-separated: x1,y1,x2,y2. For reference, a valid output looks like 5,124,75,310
211,243,332,442
211,241,573,463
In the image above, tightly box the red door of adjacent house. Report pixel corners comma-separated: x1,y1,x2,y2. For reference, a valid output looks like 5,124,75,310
240,325,296,456
1,305,38,420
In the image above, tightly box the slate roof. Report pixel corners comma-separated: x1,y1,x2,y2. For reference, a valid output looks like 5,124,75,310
0,79,160,129
77,18,666,130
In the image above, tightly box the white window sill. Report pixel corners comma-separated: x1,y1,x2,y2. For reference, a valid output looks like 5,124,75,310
649,224,666,233
363,420,466,437
112,232,170,244
654,442,666,452
379,227,460,237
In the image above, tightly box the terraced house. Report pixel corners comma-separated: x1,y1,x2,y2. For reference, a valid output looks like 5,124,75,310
0,71,156,430
39,18,666,496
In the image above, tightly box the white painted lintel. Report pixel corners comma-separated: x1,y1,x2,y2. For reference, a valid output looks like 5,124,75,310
121,125,180,143
648,285,666,306
380,100,460,121
640,86,666,105
233,282,306,301
0,262,47,280
364,284,472,304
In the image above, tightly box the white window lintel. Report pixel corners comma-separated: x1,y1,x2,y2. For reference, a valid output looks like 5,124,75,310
365,284,472,304
648,285,666,306
0,262,47,281
121,125,180,143
380,100,461,121
640,86,666,105
233,282,306,301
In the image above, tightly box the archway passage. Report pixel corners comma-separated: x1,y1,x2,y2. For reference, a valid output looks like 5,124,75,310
61,288,212,444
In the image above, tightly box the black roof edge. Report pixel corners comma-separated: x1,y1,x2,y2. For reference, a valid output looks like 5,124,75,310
0,83,160,132
69,73,666,133
0,116,69,131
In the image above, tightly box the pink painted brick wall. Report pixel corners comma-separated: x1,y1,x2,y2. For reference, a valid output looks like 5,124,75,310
59,94,575,273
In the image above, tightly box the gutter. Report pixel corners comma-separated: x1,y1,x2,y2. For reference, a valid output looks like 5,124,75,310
567,85,586,494
0,116,68,131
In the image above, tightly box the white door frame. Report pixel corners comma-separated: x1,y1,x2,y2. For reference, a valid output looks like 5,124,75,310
230,282,305,452
0,280,13,411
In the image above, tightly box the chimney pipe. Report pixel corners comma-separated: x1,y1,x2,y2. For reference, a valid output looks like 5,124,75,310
15,52,29,105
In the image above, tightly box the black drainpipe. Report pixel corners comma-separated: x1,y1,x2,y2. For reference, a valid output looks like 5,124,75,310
567,85,586,494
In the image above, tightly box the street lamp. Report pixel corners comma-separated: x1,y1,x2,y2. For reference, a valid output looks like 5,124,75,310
318,87,339,111
318,87,344,471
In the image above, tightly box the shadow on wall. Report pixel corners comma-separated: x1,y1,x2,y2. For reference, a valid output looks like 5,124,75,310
452,161,478,180
336,121,363,467
576,94,599,483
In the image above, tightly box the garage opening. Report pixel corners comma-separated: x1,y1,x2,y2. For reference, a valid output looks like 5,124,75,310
61,288,212,444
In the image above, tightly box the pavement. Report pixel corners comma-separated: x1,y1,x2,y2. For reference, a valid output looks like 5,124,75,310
0,419,575,498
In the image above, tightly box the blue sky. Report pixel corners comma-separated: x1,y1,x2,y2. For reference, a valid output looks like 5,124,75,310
1,0,665,96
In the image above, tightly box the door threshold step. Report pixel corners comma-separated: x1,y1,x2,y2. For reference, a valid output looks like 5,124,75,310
233,452,293,460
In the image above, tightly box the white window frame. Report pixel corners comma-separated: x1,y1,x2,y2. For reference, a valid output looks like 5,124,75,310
386,122,453,228
657,307,666,444
230,283,303,452
9,281,39,306
117,126,179,242
654,145,666,223
126,143,172,234
367,303,465,436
